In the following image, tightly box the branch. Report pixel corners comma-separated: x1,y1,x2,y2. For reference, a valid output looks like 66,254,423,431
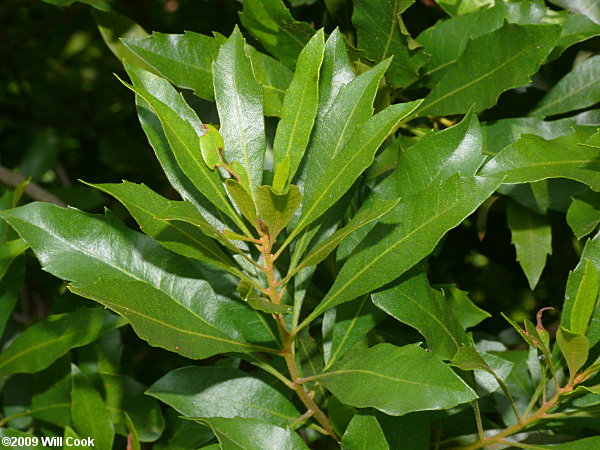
0,164,66,207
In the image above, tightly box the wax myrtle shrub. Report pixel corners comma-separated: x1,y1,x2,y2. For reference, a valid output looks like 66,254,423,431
1,0,600,448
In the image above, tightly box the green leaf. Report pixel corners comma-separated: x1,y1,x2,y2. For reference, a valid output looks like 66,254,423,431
0,255,23,338
102,374,165,442
288,198,399,279
438,284,490,329
130,72,231,231
122,63,247,233
122,31,219,100
71,364,115,450
556,327,589,378
570,259,599,335
417,1,595,86
0,203,278,359
304,175,501,324
482,116,600,157
0,308,125,377
324,296,387,370
225,179,259,229
90,181,237,274
245,45,294,117
29,356,71,427
435,0,494,16
416,23,561,116
567,189,600,239
562,232,600,347
238,0,315,69
385,110,485,199
0,238,28,280
246,297,293,314
213,27,266,198
123,31,292,117
507,200,552,289
199,417,309,450
313,343,477,416
256,185,302,239
147,367,300,428
549,0,600,25
372,269,467,361
479,132,600,191
154,408,214,450
352,0,425,88
272,30,325,184
317,29,355,121
450,346,516,399
199,124,224,170
531,55,600,117
293,97,422,241
341,414,389,450
124,412,141,450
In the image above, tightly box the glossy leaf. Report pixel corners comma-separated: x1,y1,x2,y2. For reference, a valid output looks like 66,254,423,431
123,31,220,100
482,116,600,156
199,417,309,450
507,200,552,289
324,296,387,370
435,0,494,16
256,184,302,239
289,198,399,279
417,23,561,116
0,308,125,377
71,364,115,450
272,29,325,183
567,189,600,238
213,27,266,197
352,0,425,88
562,229,600,344
417,1,598,87
570,259,599,335
372,269,467,361
531,54,600,117
129,70,231,231
313,343,477,416
225,179,259,228
479,133,600,191
0,203,278,359
294,97,421,241
123,31,292,117
341,414,389,450
90,181,237,274
316,29,355,121
304,175,502,324
122,63,246,231
556,327,589,378
147,366,300,427
384,110,485,199
238,0,315,69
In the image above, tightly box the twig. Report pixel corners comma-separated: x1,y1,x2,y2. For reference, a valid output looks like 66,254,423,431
0,164,66,207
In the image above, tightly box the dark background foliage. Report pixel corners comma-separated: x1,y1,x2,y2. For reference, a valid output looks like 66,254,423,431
1,0,599,447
